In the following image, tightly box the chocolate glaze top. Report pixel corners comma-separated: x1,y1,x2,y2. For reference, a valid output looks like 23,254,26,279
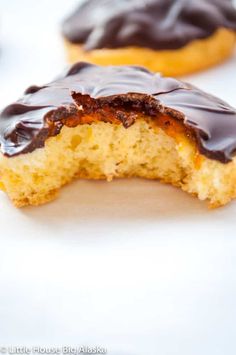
62,0,236,50
1,62,236,163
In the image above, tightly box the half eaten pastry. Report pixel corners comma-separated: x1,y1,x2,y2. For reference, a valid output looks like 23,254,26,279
0,62,236,207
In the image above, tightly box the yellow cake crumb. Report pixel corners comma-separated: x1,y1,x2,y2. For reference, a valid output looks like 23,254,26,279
0,118,236,207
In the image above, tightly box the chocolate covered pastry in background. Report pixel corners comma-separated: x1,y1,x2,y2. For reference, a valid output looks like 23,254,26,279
1,62,236,207
62,0,236,76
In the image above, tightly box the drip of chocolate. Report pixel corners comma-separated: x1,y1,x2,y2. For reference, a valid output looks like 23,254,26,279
62,0,236,50
1,62,236,163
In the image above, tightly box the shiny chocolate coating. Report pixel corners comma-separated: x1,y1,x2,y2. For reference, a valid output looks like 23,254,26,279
62,0,236,50
1,62,236,163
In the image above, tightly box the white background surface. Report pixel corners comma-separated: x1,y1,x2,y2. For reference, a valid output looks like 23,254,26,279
0,1,236,354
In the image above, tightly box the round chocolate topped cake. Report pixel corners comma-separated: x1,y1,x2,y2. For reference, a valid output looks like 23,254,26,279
62,0,236,76
1,62,236,207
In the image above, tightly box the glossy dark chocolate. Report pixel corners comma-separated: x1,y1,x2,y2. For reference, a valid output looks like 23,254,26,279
62,0,236,50
1,62,236,163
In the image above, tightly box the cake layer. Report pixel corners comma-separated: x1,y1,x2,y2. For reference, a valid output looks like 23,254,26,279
1,118,236,208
